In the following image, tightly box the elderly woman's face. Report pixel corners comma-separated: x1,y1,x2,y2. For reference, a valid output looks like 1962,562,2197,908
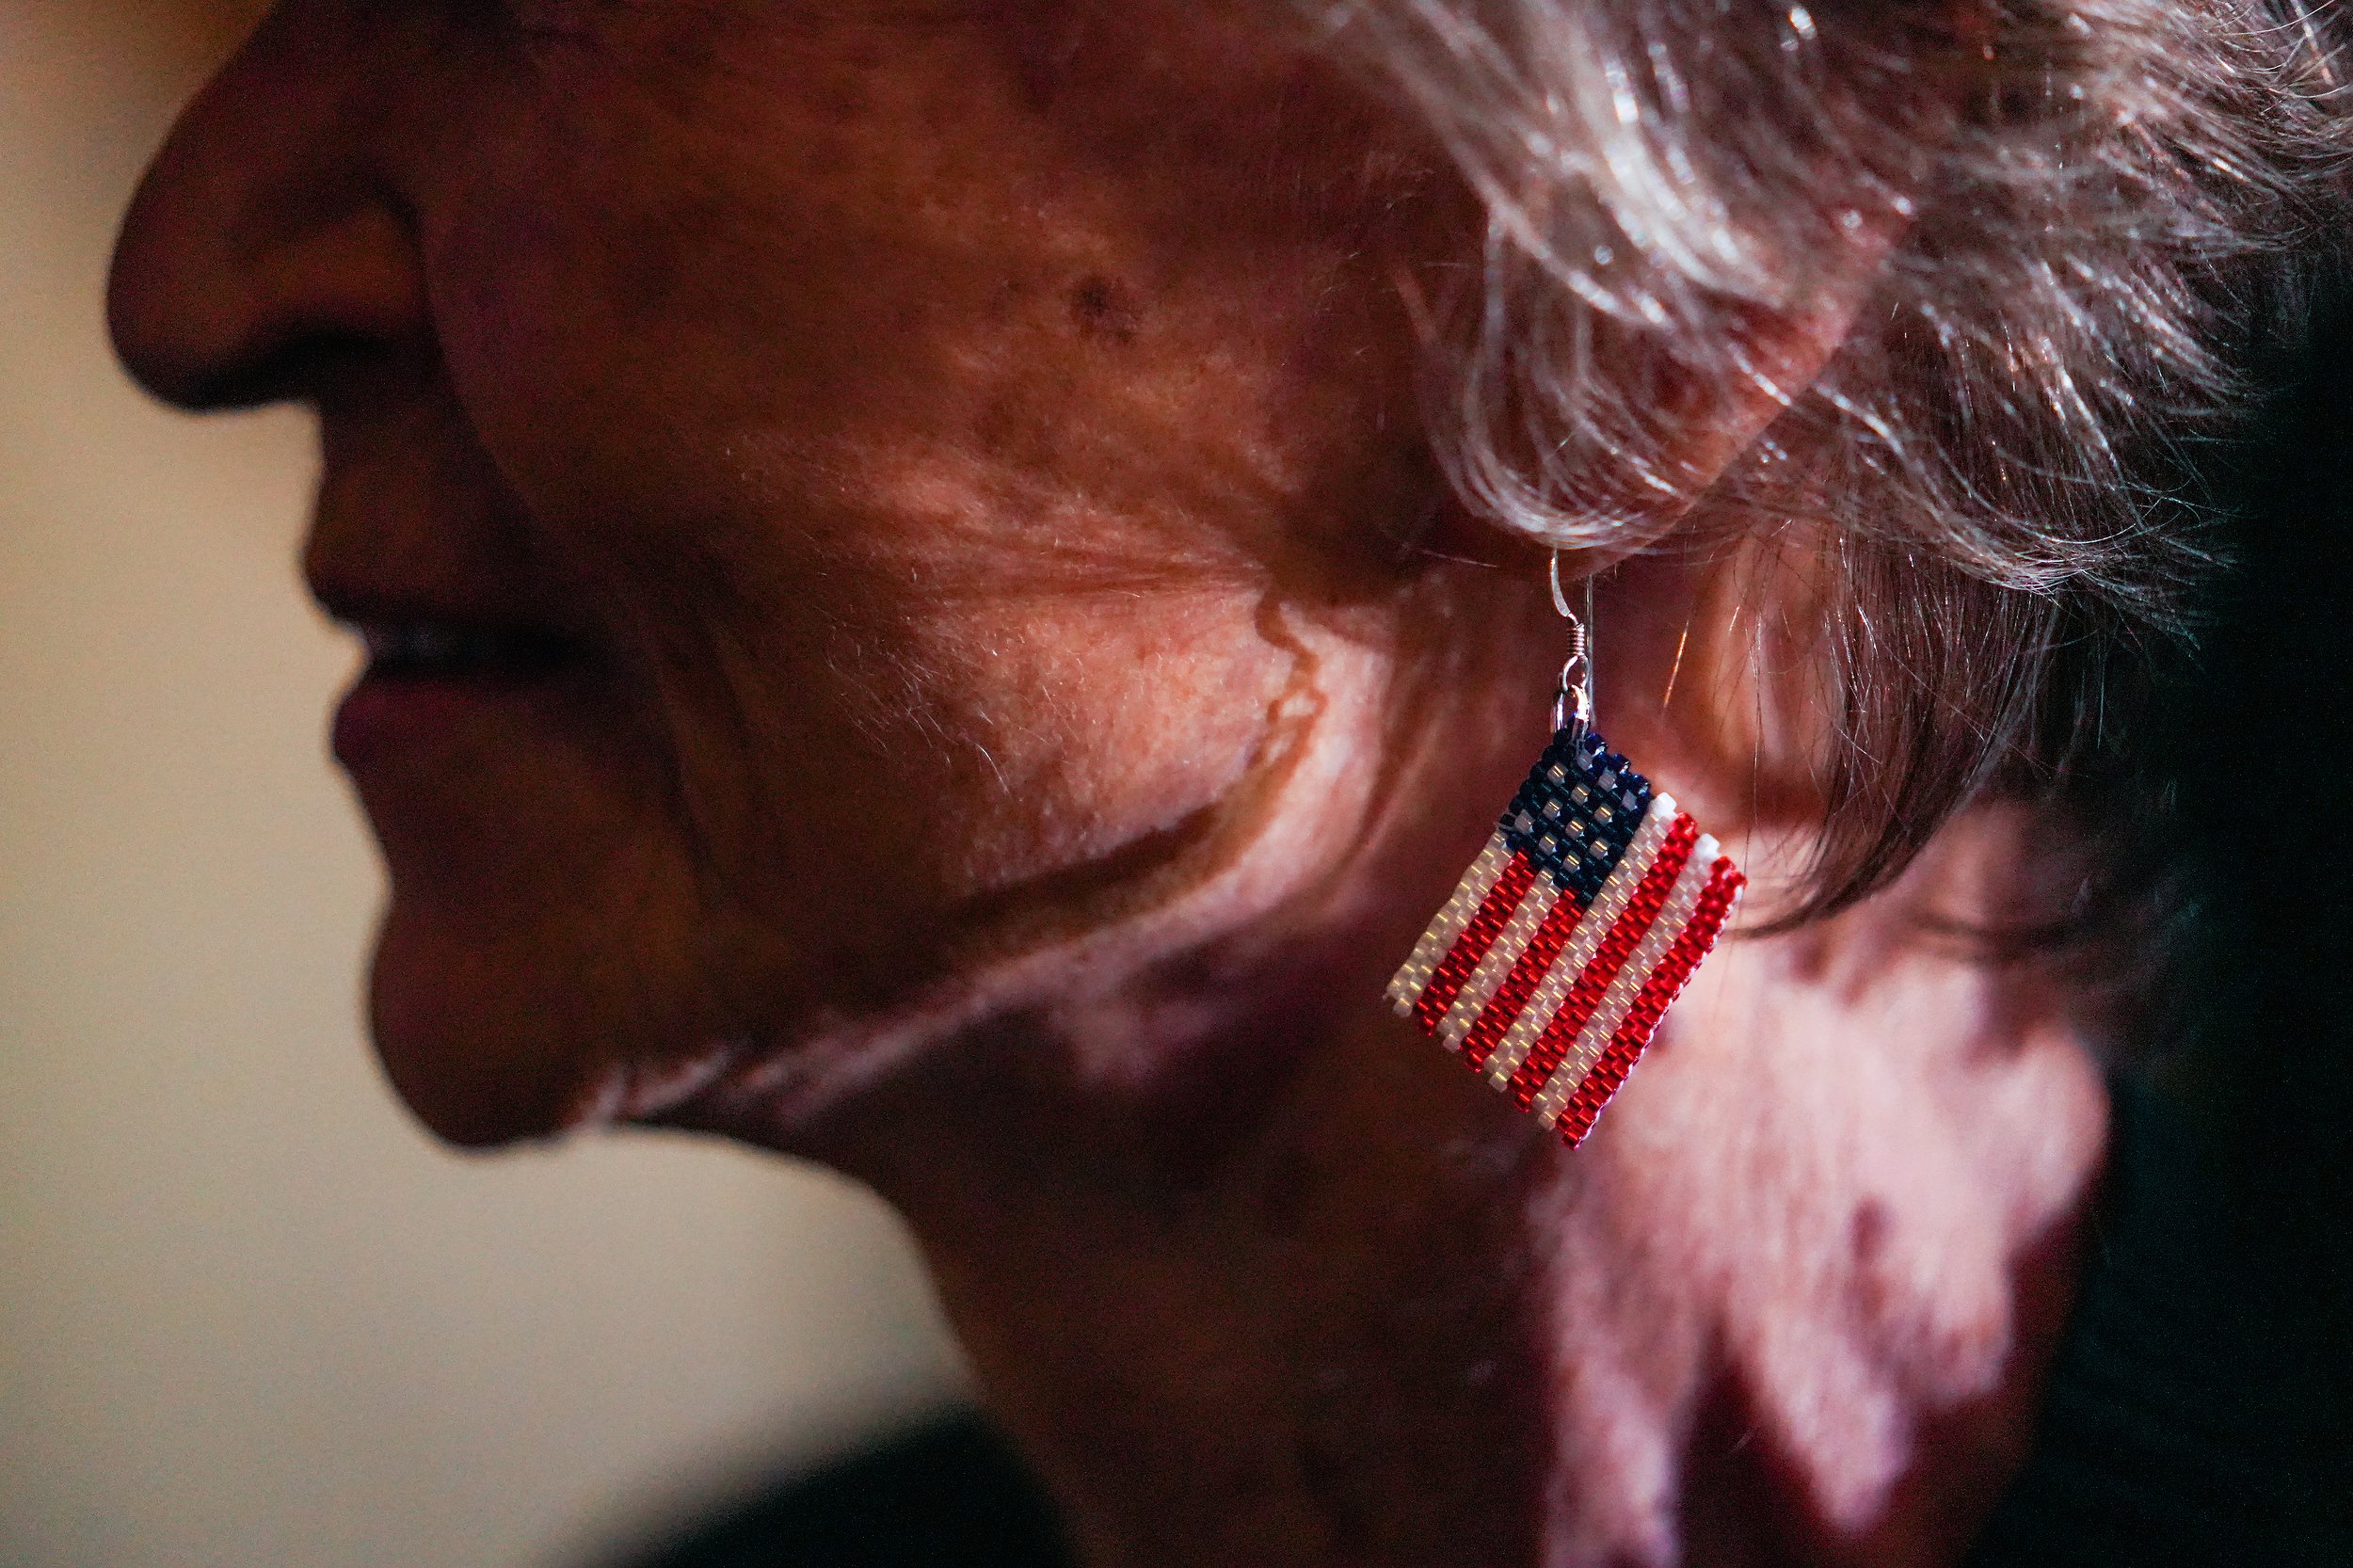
112,0,1463,1140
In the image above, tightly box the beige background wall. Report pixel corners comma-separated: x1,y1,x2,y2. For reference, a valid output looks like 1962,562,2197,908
0,5,967,1565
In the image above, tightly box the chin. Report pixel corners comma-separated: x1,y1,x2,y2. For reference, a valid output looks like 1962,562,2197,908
365,900,655,1149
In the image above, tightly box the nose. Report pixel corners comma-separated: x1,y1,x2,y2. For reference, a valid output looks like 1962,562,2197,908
107,0,426,412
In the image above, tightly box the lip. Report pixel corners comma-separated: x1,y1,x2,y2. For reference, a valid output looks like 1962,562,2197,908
314,585,603,774
330,666,579,773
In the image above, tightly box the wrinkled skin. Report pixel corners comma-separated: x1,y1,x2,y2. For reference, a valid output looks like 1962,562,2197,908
109,3,2106,1564
113,0,1470,1141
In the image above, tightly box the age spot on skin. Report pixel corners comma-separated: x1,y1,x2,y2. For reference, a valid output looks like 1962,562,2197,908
1071,274,1143,344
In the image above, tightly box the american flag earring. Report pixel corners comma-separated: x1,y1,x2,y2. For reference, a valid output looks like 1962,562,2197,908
1386,556,1745,1147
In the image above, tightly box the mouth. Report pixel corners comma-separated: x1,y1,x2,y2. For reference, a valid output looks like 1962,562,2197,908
318,593,605,771
354,618,587,682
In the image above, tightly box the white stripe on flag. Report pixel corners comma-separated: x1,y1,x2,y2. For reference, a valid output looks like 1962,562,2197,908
1435,873,1559,1048
1386,832,1513,1011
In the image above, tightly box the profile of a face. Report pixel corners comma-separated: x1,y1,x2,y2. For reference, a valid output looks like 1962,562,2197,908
120,0,2331,1556
111,0,1513,1145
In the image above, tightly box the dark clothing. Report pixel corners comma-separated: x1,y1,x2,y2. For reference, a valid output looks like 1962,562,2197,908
1965,1085,2347,1565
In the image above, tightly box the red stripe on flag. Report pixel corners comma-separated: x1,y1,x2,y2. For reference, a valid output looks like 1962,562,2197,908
1458,886,1588,1071
1555,857,1744,1145
1413,853,1537,1031
1503,816,1699,1110
1608,857,1745,1061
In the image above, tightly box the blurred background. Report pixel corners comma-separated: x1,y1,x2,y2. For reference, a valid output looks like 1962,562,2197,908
0,4,969,1565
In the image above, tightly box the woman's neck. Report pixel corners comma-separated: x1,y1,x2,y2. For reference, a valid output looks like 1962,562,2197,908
788,808,2107,1568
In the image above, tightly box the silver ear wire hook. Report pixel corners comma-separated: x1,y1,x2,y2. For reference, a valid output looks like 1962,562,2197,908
1393,550,1743,1146
1549,551,1595,738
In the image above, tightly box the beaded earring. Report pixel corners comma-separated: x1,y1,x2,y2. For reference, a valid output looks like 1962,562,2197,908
1386,556,1744,1146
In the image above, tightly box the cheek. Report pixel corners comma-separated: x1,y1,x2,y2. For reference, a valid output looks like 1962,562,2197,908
421,212,1300,982
408,25,1433,991
600,496,1298,939
875,592,1298,897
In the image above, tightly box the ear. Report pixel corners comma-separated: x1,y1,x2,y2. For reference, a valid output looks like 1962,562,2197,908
1423,208,1927,879
1360,0,1999,871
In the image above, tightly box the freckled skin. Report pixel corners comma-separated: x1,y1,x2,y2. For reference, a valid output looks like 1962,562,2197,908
110,4,2108,1564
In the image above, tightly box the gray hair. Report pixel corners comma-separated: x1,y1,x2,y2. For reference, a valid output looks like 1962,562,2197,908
1312,0,2351,918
